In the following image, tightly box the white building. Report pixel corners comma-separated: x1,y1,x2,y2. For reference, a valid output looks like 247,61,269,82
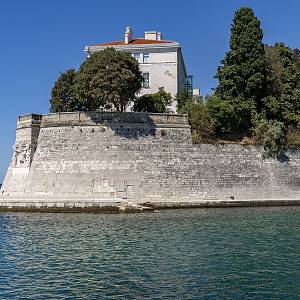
84,27,189,112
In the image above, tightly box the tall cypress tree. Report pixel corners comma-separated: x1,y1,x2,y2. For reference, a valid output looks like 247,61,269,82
215,7,269,132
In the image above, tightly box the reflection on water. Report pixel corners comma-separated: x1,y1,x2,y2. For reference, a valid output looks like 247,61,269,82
0,207,299,299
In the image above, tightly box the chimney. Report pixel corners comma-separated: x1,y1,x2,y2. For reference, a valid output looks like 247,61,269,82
144,31,162,41
125,26,133,44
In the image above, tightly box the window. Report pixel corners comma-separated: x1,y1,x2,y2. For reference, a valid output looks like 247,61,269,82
142,73,150,88
143,53,150,63
133,53,140,61
184,75,193,96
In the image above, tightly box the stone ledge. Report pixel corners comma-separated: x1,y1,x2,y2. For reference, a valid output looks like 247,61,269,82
147,199,300,209
0,198,299,213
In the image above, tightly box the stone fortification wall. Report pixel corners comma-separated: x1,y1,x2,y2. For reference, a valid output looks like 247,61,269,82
1,111,300,208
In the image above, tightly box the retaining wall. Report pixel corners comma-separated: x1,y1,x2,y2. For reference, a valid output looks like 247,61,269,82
1,112,300,208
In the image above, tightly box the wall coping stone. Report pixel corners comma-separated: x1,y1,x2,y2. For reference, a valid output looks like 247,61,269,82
17,112,190,129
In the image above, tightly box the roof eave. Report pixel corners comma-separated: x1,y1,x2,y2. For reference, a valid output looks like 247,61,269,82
84,42,180,54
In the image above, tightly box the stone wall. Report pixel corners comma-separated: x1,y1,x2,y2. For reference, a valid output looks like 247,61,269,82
1,112,300,207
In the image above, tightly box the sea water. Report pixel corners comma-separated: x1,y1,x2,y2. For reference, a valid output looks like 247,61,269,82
0,207,299,299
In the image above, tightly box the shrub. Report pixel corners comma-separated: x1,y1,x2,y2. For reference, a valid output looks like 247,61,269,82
252,116,287,159
133,87,172,113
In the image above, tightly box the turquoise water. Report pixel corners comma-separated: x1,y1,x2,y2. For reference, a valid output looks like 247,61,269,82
0,207,299,300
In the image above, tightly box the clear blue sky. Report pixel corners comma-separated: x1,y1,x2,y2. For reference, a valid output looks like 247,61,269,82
0,0,299,182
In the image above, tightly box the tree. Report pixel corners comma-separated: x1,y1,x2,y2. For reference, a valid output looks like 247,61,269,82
263,43,300,125
206,95,237,133
50,69,81,113
293,48,300,84
215,7,270,133
133,87,172,113
177,96,215,141
264,44,284,99
188,102,215,142
75,48,143,111
176,90,193,112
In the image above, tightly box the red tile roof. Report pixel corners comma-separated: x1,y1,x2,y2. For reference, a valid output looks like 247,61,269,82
94,38,174,46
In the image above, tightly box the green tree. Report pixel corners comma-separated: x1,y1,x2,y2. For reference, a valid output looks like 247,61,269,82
264,44,284,98
263,43,300,125
133,87,172,113
206,95,237,133
293,48,300,83
75,48,143,111
176,90,193,112
178,96,215,142
50,69,81,113
215,7,270,132
188,102,215,142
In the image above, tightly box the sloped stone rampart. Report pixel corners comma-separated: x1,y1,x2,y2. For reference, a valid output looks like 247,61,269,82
1,111,300,208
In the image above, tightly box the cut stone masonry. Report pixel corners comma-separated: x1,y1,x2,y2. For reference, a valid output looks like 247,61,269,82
1,111,300,208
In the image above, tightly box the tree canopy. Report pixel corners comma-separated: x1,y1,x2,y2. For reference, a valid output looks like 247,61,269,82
187,7,300,158
50,69,81,113
215,7,269,132
76,48,143,111
264,43,300,125
50,48,143,112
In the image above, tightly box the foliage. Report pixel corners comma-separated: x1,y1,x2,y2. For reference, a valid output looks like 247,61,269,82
75,48,143,111
206,96,232,133
50,69,81,113
50,49,143,112
263,43,300,126
287,127,300,146
178,96,215,142
176,90,194,112
133,87,172,113
215,7,270,132
212,8,300,158
252,115,287,159
188,102,215,142
293,48,300,87
264,45,284,98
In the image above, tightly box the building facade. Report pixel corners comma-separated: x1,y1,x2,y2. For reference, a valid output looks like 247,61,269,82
85,27,188,112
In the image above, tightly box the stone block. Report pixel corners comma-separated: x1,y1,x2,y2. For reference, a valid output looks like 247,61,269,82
117,191,127,198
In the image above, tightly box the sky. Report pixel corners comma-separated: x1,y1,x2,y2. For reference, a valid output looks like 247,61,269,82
0,0,300,182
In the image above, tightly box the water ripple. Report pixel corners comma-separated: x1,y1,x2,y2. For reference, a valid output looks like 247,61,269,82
0,207,299,299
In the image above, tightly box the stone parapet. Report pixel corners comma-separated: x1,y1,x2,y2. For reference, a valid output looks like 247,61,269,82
17,112,190,128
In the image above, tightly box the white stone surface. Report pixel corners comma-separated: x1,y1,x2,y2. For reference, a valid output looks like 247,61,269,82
1,112,300,209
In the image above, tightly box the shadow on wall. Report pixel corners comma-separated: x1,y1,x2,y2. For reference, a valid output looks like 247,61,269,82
84,111,157,139
277,153,290,163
